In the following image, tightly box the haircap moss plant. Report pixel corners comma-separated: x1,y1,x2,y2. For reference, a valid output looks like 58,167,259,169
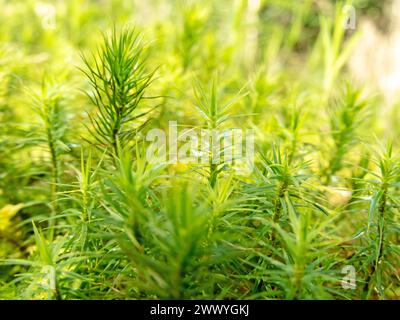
81,27,157,157
362,142,400,299
0,0,399,301
323,84,369,185
193,77,248,188
28,77,70,240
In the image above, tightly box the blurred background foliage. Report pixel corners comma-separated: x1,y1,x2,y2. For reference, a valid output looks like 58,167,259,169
0,0,399,299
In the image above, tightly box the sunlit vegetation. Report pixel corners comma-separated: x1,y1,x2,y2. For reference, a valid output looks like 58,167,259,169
0,0,398,300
